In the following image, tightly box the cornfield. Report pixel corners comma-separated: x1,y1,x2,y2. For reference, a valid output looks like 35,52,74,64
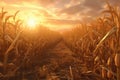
63,2,120,80
0,1,120,80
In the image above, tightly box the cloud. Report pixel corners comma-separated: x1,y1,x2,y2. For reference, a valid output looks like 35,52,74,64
59,0,105,14
57,0,106,22
0,0,120,30
37,0,57,6
46,19,81,25
65,0,83,8
59,3,85,15
83,0,105,10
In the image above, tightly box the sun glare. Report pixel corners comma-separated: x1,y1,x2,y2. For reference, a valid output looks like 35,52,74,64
24,14,41,29
21,13,45,30
27,18,37,28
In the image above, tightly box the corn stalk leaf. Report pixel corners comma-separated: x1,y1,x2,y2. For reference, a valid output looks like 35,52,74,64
93,27,117,54
100,65,116,77
13,11,19,21
3,30,22,73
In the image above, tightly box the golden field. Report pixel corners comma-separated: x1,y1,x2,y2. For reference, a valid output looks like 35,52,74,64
0,2,120,80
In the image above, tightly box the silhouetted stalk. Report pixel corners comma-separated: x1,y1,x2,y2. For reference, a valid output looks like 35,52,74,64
3,31,22,73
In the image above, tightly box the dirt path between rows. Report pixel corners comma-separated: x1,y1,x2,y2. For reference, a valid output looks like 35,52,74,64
40,40,102,80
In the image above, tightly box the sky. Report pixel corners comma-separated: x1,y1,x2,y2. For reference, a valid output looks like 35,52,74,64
0,0,120,30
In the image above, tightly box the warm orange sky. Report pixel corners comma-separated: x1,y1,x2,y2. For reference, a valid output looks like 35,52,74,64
0,0,120,30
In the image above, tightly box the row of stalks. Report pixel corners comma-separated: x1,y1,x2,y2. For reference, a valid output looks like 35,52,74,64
0,8,62,80
63,2,120,80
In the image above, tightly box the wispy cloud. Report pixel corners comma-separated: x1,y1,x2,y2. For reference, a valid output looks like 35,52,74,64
0,0,120,30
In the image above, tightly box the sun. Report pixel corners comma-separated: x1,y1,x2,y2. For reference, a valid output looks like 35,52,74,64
22,14,44,30
22,14,40,29
27,18,37,28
